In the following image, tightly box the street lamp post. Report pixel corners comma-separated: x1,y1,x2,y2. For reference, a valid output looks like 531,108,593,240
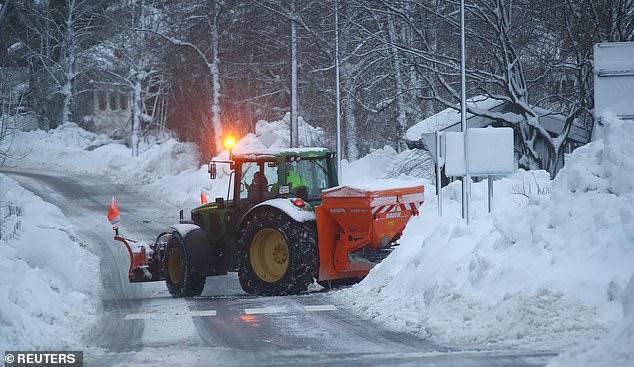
334,0,342,180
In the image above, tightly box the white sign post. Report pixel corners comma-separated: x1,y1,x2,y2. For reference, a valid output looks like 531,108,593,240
443,127,515,218
435,132,445,216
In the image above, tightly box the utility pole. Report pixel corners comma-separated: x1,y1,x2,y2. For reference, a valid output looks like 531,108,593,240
290,0,299,148
334,0,342,180
460,0,470,224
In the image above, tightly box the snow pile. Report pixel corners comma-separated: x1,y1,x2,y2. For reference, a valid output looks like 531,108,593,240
548,274,634,366
337,116,634,353
230,112,325,154
341,146,435,184
0,174,100,350
3,122,198,181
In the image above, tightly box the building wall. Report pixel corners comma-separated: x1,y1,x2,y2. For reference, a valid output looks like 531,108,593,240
85,89,131,135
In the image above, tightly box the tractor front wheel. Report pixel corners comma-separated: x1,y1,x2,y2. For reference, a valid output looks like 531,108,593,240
165,230,207,298
238,209,317,296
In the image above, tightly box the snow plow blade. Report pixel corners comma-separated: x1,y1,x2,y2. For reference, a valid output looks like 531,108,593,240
113,233,168,283
315,185,424,281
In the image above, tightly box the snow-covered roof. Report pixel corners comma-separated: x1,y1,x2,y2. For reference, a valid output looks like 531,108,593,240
406,96,503,140
406,96,589,144
232,147,330,159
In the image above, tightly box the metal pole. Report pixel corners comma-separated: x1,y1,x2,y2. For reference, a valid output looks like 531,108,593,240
334,0,342,180
487,175,493,213
460,0,470,224
290,0,298,148
436,132,443,216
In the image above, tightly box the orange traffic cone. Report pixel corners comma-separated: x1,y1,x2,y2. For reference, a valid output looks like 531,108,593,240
107,196,120,225
200,190,208,204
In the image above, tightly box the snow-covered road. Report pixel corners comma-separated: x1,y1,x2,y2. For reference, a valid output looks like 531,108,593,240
1,168,556,366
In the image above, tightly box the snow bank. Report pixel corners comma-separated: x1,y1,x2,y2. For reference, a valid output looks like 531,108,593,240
341,146,435,184
234,112,325,152
2,123,201,205
0,174,100,350
548,275,634,367
3,123,198,181
336,116,634,353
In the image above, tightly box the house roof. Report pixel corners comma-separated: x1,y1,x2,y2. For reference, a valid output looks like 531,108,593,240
405,96,503,140
406,96,589,144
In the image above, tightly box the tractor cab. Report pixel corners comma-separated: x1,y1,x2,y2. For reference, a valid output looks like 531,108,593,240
209,148,338,210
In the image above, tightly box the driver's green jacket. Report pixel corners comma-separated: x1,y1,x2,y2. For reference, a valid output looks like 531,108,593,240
287,170,308,188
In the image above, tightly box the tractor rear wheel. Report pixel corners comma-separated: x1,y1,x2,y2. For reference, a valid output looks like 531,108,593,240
238,209,317,296
165,230,207,298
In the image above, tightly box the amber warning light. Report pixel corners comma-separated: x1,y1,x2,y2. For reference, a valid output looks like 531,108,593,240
223,136,237,150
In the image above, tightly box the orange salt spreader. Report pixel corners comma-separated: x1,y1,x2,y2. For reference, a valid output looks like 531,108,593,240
315,185,425,281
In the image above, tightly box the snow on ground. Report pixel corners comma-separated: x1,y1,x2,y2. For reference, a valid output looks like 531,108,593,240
548,274,634,366
0,174,100,351
335,115,634,358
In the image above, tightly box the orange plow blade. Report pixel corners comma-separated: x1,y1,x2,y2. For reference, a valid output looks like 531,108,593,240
316,185,424,281
106,198,168,283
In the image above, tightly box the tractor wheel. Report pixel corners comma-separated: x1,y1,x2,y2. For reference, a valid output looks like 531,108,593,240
238,209,317,296
165,230,207,298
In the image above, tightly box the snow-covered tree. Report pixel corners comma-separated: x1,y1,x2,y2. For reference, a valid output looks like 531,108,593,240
13,0,98,128
97,0,167,156
145,1,235,154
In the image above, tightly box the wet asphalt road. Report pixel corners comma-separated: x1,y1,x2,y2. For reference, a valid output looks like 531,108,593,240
2,168,556,366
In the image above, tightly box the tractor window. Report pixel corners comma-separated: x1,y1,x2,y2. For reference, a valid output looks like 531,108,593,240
239,161,279,202
286,158,329,200
239,162,258,200
263,162,278,188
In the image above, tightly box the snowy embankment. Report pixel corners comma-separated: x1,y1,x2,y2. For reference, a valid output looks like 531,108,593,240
2,123,200,202
0,174,100,351
336,116,634,362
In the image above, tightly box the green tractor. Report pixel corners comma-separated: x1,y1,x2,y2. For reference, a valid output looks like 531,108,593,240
177,148,337,297
111,147,424,297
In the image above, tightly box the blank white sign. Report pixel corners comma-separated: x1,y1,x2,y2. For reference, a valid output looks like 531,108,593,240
444,132,466,176
444,127,515,176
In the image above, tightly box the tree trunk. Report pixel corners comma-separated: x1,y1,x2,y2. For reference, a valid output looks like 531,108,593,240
210,2,223,153
344,93,359,160
0,0,11,28
131,70,142,157
61,0,77,125
342,64,359,160
387,13,408,153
